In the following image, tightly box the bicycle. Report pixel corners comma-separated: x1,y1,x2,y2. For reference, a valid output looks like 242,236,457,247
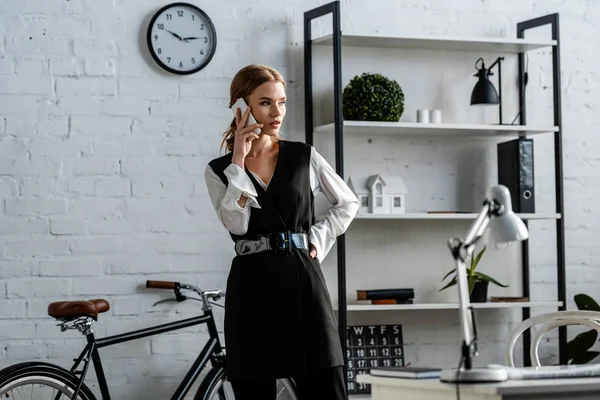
0,279,299,400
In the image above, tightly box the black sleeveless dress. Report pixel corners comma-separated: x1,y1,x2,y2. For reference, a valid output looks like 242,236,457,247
208,140,344,381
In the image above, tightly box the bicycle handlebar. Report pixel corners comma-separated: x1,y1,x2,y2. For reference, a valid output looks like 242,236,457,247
146,280,178,290
145,280,225,310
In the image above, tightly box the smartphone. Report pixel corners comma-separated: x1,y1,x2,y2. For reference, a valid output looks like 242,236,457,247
231,98,261,135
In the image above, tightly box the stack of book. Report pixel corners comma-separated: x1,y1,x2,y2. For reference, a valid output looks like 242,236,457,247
356,288,415,304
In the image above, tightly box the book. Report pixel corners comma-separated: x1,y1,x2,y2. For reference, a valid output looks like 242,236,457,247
371,299,413,305
356,288,414,301
370,366,441,379
491,296,529,302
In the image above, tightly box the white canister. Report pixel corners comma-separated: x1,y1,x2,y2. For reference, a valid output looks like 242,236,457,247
416,109,429,123
430,109,442,124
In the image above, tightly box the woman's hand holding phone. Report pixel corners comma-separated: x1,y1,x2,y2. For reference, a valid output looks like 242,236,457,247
232,106,263,168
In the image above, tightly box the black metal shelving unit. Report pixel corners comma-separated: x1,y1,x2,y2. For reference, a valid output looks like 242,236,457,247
303,1,566,371
517,14,566,366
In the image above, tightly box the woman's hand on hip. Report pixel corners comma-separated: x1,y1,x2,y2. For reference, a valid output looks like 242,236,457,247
232,106,263,168
309,243,318,259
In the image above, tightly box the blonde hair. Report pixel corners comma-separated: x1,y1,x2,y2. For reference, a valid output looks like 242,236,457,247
221,64,286,153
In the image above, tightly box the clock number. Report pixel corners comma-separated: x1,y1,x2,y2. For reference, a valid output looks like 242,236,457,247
177,10,184,17
203,37,208,43
157,48,162,54
154,34,158,40
191,57,196,64
200,24,205,30
179,61,183,68
191,14,195,21
157,23,164,29
167,57,171,63
166,14,172,20
200,49,204,55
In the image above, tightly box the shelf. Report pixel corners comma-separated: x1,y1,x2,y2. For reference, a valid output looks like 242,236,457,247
312,33,556,53
314,121,559,138
305,6,566,368
336,301,563,312
355,213,561,220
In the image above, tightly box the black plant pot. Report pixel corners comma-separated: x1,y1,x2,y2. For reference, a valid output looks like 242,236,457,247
470,281,489,303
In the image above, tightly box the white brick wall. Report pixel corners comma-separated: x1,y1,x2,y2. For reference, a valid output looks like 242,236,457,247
0,0,598,398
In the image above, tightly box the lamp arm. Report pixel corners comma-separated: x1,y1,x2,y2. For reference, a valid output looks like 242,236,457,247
487,56,504,72
463,201,493,249
449,200,494,370
486,56,505,124
452,201,493,265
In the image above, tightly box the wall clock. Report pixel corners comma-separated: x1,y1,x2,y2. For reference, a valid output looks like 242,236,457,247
147,2,217,75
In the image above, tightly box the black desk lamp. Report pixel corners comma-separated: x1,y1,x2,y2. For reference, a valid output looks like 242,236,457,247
470,57,505,124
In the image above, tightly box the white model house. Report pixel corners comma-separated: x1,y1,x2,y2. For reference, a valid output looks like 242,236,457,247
347,174,407,214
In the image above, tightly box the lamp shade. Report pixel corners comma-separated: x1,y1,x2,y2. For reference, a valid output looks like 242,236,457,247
470,70,499,106
489,213,529,244
487,185,529,244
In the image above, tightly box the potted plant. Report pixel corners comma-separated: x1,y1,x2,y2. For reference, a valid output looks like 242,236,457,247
566,293,600,364
342,72,405,121
438,246,508,303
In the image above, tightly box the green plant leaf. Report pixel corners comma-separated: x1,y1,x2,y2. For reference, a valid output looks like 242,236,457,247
439,277,457,292
469,245,486,272
574,294,600,312
473,271,508,287
468,277,476,294
570,351,600,365
567,329,598,358
441,268,457,282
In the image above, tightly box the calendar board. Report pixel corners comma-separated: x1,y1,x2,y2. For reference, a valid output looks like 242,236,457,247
346,324,404,395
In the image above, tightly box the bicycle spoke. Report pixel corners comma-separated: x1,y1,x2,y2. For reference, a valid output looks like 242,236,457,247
276,387,286,398
5,383,60,400
0,377,88,400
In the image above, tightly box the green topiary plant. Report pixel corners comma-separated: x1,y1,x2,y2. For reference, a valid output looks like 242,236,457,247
342,72,405,121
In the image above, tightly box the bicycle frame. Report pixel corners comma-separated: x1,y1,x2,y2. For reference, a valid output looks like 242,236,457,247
69,308,225,400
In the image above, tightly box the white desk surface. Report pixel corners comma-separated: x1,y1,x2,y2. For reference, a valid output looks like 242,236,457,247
357,374,600,396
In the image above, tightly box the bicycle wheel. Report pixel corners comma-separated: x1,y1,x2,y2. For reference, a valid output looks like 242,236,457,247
0,361,97,400
194,366,298,400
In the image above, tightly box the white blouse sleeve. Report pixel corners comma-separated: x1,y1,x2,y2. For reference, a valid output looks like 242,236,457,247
204,163,261,235
309,146,359,263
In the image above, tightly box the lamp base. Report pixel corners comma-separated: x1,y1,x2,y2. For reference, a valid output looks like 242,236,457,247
440,367,508,383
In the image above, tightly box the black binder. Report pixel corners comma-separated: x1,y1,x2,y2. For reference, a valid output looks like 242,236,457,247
497,138,535,213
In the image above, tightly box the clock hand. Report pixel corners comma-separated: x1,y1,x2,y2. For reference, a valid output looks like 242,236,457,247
183,37,201,41
166,29,184,41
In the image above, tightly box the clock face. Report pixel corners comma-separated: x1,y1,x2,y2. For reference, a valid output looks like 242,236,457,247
147,3,217,75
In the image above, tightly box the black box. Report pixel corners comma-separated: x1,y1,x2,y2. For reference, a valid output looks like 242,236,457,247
497,138,535,213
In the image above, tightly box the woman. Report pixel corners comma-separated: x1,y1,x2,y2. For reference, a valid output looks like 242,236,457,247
204,64,358,400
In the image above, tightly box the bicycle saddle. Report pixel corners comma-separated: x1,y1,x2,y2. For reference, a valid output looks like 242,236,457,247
48,299,110,321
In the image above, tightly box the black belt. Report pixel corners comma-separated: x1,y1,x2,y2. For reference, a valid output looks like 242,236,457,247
235,232,309,256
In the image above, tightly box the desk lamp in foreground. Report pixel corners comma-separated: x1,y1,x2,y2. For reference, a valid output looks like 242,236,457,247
440,185,529,383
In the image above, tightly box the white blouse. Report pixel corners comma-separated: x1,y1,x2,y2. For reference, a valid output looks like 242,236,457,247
204,145,359,263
